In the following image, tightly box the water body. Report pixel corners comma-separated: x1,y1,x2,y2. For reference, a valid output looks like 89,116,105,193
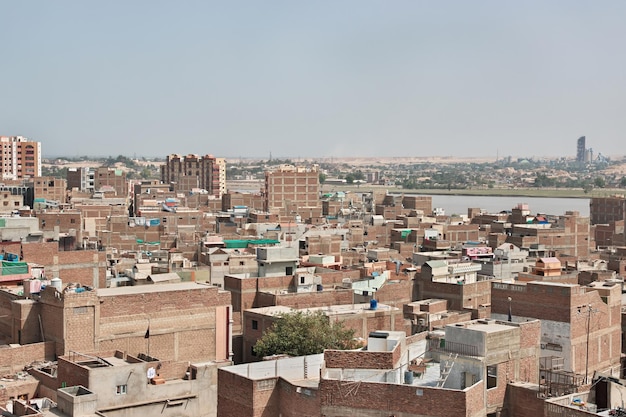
430,195,590,217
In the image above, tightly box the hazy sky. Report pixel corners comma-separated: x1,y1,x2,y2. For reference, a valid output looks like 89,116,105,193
2,1,625,159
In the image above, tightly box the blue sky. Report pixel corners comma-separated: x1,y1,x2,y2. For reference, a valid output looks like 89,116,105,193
2,1,625,159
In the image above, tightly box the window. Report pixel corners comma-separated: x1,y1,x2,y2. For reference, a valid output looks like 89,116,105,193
252,320,258,330
300,276,305,284
116,384,127,395
487,365,497,389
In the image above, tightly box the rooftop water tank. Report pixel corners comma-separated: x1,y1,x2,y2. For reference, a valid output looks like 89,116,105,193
50,277,62,292
370,299,378,310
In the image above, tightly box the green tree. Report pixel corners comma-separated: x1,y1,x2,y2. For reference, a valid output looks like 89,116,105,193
319,173,327,184
253,311,359,358
621,176,626,188
345,173,355,184
594,176,606,188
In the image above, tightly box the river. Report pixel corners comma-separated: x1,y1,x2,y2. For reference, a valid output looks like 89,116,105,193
430,195,590,217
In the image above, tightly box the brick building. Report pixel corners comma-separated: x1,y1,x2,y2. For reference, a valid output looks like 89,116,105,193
218,354,323,417
506,211,592,259
401,195,432,214
160,153,226,197
491,280,621,381
263,164,320,216
416,260,491,318
95,167,128,197
320,321,540,417
590,195,626,225
29,176,67,207
242,303,407,362
6,281,233,362
66,166,95,192
403,299,473,333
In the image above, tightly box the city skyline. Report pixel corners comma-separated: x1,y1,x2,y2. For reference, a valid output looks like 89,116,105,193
2,1,626,159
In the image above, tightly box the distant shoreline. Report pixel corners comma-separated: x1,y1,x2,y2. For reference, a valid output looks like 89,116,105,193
320,184,626,199
227,179,625,198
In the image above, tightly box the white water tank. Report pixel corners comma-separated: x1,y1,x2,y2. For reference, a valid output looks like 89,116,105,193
50,277,63,292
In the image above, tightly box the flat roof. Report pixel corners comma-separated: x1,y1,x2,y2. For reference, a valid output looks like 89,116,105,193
97,282,217,297
528,280,577,287
462,320,518,334
246,303,398,317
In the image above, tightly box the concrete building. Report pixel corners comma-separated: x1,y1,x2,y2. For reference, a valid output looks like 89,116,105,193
200,247,258,288
576,135,586,163
257,246,299,277
160,154,226,197
50,350,227,417
477,243,530,280
0,136,42,180
0,189,25,214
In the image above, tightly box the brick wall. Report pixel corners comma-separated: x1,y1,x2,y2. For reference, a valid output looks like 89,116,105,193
319,378,486,417
217,370,278,417
256,289,353,310
37,284,232,362
277,379,319,417
0,342,55,374
21,242,106,288
57,356,90,390
502,383,545,417
324,349,398,370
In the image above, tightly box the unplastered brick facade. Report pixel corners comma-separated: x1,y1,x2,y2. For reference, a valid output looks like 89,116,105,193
263,164,320,214
218,355,322,417
506,211,592,259
33,282,232,361
491,280,621,377
242,304,405,363
21,241,107,288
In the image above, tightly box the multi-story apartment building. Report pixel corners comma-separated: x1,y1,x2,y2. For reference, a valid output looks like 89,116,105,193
66,166,95,192
590,195,626,225
28,176,67,206
160,154,226,197
95,167,128,197
0,135,41,179
263,164,320,215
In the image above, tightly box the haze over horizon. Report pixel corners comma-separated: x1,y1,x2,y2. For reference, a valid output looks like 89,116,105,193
2,1,625,159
